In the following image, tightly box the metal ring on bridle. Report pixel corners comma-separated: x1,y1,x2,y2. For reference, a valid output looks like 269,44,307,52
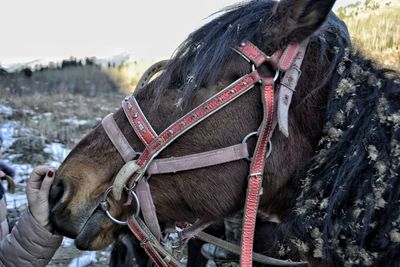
252,64,280,82
242,132,257,162
273,69,280,82
100,186,140,225
242,131,258,145
242,132,273,161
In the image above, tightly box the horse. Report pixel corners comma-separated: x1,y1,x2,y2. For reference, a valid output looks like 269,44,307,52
48,0,400,266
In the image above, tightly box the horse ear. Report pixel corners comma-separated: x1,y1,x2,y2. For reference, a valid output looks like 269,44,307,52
272,0,336,44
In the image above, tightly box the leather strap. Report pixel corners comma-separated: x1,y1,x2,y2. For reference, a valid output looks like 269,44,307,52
235,42,269,67
102,114,161,239
136,179,162,241
241,79,275,266
102,114,137,162
128,216,183,267
147,143,249,175
237,42,302,72
122,97,157,146
277,39,309,137
269,50,283,69
103,113,248,240
125,70,262,185
278,43,301,71
103,114,249,174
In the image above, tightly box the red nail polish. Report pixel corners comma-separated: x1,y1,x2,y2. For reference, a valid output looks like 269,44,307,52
47,170,54,177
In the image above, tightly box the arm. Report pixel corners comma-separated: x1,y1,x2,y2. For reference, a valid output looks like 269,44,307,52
0,166,62,267
0,210,62,267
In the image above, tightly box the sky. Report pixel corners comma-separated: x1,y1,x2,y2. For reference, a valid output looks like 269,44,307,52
0,0,359,66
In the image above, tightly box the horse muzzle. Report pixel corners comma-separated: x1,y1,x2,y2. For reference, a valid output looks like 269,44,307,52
49,177,104,239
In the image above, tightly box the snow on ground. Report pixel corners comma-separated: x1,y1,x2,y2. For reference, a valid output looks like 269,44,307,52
68,251,97,267
49,237,110,267
0,102,112,266
1,108,31,210
0,105,12,117
0,121,16,149
44,142,71,168
1,103,76,237
61,117,92,126
5,191,27,210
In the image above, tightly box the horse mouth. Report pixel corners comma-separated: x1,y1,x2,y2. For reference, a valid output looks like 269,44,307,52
50,195,111,250
74,208,108,250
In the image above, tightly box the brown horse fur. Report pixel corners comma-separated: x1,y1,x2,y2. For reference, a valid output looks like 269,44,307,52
49,0,400,266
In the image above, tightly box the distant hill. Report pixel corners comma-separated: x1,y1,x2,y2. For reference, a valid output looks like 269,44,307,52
337,0,400,70
1,53,132,73
0,64,119,97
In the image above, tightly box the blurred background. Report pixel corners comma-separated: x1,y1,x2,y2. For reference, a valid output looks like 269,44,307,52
0,0,398,266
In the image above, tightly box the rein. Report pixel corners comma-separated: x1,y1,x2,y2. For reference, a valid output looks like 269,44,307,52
100,40,309,267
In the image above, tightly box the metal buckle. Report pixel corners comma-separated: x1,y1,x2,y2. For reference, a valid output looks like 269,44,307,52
100,186,140,225
248,172,263,178
139,237,149,247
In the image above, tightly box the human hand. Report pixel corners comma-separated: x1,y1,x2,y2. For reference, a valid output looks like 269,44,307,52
27,166,56,231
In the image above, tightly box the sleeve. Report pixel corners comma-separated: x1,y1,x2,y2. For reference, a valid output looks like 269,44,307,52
0,209,63,267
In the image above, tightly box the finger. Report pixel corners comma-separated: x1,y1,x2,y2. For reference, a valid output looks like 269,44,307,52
28,166,52,192
38,170,56,198
29,165,50,182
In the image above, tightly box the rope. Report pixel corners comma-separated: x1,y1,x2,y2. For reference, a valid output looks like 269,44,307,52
196,231,307,266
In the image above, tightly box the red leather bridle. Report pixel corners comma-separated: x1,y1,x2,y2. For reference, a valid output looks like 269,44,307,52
100,40,309,267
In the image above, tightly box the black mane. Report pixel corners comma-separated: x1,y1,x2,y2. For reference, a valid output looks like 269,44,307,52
139,0,351,112
142,0,277,104
289,50,400,265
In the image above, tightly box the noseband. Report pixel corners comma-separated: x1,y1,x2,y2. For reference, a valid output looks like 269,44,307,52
100,40,309,267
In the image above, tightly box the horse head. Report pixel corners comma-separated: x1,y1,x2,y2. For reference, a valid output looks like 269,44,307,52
49,0,348,252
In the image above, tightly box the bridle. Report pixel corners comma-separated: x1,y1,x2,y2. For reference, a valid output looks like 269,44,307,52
101,40,309,266
100,39,309,267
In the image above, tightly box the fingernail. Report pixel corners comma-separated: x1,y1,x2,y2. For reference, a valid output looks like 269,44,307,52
47,170,54,178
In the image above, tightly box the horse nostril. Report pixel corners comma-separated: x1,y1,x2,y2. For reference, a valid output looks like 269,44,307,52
49,180,65,210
